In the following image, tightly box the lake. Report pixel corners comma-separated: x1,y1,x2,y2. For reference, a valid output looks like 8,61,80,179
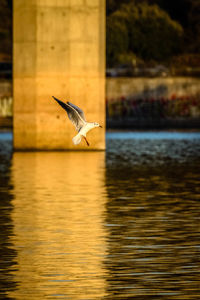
0,131,200,299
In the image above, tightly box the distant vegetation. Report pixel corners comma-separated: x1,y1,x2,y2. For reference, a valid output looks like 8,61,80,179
0,0,199,74
106,0,200,71
107,2,183,66
0,0,12,62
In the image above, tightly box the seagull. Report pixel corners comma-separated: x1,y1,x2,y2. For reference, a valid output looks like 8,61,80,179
52,96,102,146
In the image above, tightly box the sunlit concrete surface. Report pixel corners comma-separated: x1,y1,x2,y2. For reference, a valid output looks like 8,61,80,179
13,0,105,150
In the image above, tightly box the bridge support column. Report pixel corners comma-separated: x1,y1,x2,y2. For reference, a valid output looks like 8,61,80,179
13,0,105,150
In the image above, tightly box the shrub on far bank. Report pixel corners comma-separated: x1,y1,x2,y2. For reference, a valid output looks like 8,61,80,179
106,2,183,67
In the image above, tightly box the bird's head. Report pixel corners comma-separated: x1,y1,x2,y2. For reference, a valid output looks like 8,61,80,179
93,122,102,128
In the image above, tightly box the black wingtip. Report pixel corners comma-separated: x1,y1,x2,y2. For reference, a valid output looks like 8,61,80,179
53,96,68,103
52,96,60,102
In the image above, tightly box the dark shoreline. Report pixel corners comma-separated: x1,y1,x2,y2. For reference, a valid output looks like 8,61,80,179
1,116,200,130
107,117,200,130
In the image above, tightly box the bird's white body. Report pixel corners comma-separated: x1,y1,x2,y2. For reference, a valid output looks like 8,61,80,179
73,122,99,145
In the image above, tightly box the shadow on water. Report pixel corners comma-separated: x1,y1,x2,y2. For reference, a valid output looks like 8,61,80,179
105,132,200,299
0,156,17,298
0,131,200,299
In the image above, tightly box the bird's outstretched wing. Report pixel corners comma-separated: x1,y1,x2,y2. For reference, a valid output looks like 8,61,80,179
52,96,86,131
67,102,86,122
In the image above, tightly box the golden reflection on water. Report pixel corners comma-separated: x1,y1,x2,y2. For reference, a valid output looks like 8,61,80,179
9,151,107,299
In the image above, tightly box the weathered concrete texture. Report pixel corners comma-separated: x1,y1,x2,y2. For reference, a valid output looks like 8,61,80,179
106,77,200,100
13,0,105,150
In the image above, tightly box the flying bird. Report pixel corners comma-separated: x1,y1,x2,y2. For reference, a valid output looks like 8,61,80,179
52,96,102,146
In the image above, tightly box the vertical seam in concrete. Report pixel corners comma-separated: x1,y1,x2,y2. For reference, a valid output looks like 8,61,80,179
34,5,38,150
99,0,106,131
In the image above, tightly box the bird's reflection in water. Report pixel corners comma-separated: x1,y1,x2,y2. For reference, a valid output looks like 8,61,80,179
9,151,108,300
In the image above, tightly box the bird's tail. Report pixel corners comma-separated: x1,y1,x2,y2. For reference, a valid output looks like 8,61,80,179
72,133,82,145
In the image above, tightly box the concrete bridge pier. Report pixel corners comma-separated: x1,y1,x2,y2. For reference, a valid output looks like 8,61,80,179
13,0,105,150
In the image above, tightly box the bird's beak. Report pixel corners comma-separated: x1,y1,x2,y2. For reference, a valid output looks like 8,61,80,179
99,125,103,128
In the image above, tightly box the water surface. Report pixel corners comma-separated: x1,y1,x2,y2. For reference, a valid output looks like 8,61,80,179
0,131,200,299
